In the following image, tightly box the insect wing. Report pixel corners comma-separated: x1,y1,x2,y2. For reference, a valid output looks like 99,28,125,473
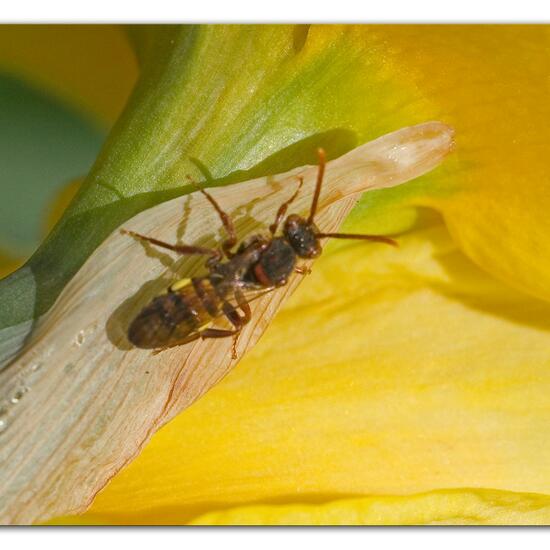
227,285,276,309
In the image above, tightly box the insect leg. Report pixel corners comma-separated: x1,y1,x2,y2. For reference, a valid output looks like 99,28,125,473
295,265,312,275
199,289,251,359
233,287,252,322
269,177,304,235
122,229,222,259
199,328,239,338
316,232,398,247
307,148,326,224
199,326,241,360
186,176,237,259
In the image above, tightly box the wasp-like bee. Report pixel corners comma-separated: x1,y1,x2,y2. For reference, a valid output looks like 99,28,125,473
125,149,396,358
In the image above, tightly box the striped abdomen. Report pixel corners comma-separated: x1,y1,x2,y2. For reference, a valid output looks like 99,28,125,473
128,277,225,349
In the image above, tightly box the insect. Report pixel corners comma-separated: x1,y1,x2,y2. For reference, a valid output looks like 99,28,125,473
124,149,397,359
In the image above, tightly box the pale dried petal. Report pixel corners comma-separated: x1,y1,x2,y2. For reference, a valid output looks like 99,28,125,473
0,121,454,524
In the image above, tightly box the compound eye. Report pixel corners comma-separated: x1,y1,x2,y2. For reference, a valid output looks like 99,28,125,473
305,240,322,259
284,216,321,258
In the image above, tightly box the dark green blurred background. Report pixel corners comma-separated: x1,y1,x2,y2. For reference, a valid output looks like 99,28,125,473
0,25,137,275
0,72,103,254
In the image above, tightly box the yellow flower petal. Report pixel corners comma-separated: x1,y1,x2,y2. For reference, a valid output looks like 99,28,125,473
51,489,550,525
67,212,550,524
188,489,550,525
366,26,550,302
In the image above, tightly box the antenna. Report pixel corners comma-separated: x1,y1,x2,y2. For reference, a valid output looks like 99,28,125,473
307,148,326,224
316,232,398,247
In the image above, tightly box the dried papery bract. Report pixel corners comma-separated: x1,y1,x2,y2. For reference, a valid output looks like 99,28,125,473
0,121,454,524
